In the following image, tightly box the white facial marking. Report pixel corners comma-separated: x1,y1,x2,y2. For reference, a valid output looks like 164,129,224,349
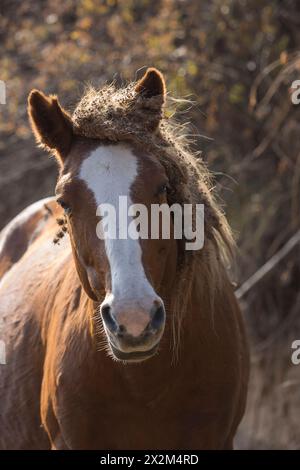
79,144,157,308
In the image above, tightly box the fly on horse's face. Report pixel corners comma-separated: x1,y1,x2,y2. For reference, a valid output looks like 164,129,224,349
28,68,178,362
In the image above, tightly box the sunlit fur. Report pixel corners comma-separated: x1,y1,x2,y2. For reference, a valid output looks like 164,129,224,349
0,68,248,450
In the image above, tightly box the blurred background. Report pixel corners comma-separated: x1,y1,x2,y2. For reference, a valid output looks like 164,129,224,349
1,0,300,449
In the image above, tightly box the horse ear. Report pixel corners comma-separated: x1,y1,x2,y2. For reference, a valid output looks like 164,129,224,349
135,68,166,101
28,90,73,162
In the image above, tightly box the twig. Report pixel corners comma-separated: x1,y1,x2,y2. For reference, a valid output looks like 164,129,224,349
236,229,300,299
252,293,300,354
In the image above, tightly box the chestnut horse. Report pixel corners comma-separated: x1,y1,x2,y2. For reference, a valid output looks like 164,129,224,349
0,68,249,449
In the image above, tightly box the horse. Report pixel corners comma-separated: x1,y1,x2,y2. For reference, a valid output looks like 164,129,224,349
0,68,249,449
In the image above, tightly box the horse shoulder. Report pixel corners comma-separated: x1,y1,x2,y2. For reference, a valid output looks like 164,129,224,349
0,198,73,449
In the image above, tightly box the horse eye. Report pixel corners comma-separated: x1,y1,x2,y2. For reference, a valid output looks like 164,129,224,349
57,199,72,215
157,183,168,196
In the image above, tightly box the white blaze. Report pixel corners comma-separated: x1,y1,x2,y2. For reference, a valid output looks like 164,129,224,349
79,144,157,305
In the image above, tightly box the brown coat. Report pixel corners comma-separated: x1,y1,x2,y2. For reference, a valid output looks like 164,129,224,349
0,198,249,449
0,68,249,449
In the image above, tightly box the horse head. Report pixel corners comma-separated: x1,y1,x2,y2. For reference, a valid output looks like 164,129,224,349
28,68,180,362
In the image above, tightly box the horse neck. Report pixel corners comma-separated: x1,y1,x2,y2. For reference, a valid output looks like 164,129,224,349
162,249,237,366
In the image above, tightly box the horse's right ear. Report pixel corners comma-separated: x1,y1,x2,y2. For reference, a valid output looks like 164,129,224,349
28,90,73,163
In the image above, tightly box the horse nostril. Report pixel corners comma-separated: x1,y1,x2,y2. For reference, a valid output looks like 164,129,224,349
117,324,127,337
150,305,165,330
101,304,117,332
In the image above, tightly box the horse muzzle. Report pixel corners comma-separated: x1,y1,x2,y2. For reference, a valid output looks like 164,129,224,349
100,299,166,362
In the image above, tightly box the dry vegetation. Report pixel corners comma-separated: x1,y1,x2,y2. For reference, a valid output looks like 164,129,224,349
1,0,300,448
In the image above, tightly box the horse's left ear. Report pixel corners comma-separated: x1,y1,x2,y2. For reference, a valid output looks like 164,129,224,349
135,68,166,102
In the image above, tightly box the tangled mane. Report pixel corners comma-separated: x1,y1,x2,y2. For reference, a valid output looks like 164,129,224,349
71,74,234,359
